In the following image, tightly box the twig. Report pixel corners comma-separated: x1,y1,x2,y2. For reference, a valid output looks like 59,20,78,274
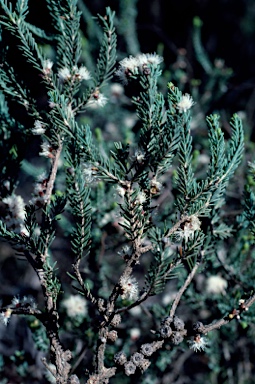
45,138,63,206
169,261,200,319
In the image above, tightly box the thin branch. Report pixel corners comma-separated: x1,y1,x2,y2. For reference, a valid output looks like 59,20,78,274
201,293,255,334
169,261,200,319
45,138,63,206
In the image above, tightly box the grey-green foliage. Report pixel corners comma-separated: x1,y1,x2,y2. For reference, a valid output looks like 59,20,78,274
0,1,254,383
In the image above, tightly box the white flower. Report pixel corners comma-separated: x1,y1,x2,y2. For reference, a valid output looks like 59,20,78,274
205,275,227,295
116,53,163,84
124,115,137,129
49,101,56,108
136,191,147,205
150,179,162,194
39,140,52,158
21,296,37,309
162,291,177,306
82,163,98,183
115,67,129,84
32,120,46,135
176,93,195,113
110,83,124,97
134,150,145,163
2,194,26,222
0,309,12,326
87,92,107,108
119,276,139,301
137,53,163,67
176,215,201,242
116,185,126,198
77,65,91,81
42,59,53,75
95,93,107,107
130,327,141,340
11,296,21,307
119,55,140,71
118,245,132,257
129,306,142,317
188,335,209,352
62,294,87,318
58,67,71,81
115,56,139,84
3,180,10,191
20,224,29,237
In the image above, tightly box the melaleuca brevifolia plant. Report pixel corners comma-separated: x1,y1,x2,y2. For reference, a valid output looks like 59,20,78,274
1,1,255,384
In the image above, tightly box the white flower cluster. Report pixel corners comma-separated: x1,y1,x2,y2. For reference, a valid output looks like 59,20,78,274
119,275,139,301
0,296,37,326
11,295,37,309
176,215,201,242
29,172,49,206
116,185,126,198
116,53,163,84
32,120,46,135
62,294,88,318
39,140,54,158
136,191,147,205
134,150,145,163
87,91,107,108
2,194,28,235
42,59,53,76
205,275,227,295
58,65,91,82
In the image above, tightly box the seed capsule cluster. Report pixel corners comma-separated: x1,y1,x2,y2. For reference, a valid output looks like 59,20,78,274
160,316,187,345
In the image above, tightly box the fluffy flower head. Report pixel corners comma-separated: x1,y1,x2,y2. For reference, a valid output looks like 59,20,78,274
42,59,53,75
188,335,209,352
119,55,140,71
2,194,26,222
88,91,107,108
76,65,91,81
32,120,46,135
58,67,71,81
116,53,163,84
206,275,227,294
176,215,201,242
39,140,53,158
177,93,195,113
119,275,139,301
136,191,147,205
62,294,87,318
137,53,163,67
